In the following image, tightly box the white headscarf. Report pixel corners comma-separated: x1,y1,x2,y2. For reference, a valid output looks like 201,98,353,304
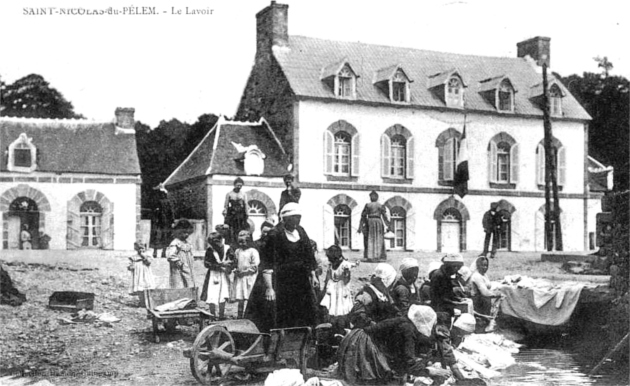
279,202,301,219
399,257,419,272
374,263,397,288
408,304,437,337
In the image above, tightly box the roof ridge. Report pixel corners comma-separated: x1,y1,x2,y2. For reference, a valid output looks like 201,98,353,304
290,35,526,63
0,116,107,125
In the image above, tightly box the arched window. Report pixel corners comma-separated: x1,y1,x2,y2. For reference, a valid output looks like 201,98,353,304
497,79,514,112
497,209,511,250
337,65,356,98
488,133,519,186
334,204,352,248
333,132,351,175
389,206,406,250
80,201,103,248
381,124,414,180
248,200,268,241
390,135,406,177
436,129,462,183
536,138,566,187
446,76,464,107
549,84,563,116
324,121,359,178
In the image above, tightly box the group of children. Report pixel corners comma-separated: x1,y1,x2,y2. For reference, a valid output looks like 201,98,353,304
126,226,361,321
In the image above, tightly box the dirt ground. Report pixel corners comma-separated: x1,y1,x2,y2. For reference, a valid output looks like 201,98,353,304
0,248,609,386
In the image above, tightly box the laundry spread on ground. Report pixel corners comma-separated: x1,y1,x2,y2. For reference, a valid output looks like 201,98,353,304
496,276,587,326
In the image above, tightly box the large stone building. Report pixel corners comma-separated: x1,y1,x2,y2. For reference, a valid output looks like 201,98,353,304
0,108,141,250
232,1,609,253
167,2,609,253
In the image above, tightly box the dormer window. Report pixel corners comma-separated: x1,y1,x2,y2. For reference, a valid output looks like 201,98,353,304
374,65,412,103
428,69,466,108
321,60,357,99
479,76,516,113
8,133,37,173
391,69,409,102
446,77,464,107
337,65,355,98
549,84,563,116
498,80,514,112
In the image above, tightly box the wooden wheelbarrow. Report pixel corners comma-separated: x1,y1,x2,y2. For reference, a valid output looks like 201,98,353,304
183,319,311,385
144,287,215,343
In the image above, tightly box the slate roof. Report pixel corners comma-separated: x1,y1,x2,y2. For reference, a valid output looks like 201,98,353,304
272,36,591,120
164,118,289,186
0,118,140,175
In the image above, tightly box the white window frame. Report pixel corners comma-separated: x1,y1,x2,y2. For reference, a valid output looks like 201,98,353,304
446,76,464,108
80,201,103,248
489,137,519,185
390,135,406,178
335,65,356,99
382,132,414,179
549,85,563,116
389,206,406,250
497,80,514,112
334,205,351,249
333,133,351,176
8,133,37,173
390,70,410,103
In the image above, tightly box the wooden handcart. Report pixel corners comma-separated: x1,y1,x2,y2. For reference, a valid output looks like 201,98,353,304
183,319,312,385
144,287,215,343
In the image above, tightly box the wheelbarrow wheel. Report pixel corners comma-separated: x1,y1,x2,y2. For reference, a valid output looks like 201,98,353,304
190,325,235,385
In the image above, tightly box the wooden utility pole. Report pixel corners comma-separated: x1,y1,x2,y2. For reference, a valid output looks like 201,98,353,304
542,63,563,250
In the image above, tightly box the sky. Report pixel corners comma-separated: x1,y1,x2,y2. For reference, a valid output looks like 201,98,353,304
1,0,628,127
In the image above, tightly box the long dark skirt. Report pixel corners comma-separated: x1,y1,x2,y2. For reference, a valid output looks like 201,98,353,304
337,329,392,384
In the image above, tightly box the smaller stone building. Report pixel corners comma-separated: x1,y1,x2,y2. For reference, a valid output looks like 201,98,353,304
163,117,290,242
0,108,141,250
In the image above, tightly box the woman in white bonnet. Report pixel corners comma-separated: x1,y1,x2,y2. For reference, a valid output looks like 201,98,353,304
348,262,400,328
337,303,472,383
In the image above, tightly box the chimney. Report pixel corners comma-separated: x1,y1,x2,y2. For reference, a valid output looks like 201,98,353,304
256,1,289,60
115,107,135,129
517,36,550,67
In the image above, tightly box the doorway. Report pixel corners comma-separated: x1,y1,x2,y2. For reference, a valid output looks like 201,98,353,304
8,197,39,249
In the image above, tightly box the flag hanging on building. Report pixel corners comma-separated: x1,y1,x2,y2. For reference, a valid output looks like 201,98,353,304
454,120,469,198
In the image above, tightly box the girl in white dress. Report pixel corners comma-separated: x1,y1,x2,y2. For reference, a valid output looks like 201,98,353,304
128,241,156,295
201,232,234,320
233,230,260,318
320,245,359,316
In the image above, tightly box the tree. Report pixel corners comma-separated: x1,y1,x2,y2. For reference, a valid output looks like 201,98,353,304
560,68,629,191
0,74,83,119
594,56,614,78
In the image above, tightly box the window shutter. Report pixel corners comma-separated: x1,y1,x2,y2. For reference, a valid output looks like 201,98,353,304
101,203,115,250
406,136,415,179
558,146,566,186
405,209,416,251
322,204,335,248
537,144,545,185
66,208,81,250
489,141,498,183
444,138,454,181
510,143,520,184
381,134,391,177
438,144,444,181
324,131,334,175
351,133,360,177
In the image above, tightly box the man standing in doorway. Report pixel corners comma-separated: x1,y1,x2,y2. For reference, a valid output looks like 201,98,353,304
481,202,502,259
